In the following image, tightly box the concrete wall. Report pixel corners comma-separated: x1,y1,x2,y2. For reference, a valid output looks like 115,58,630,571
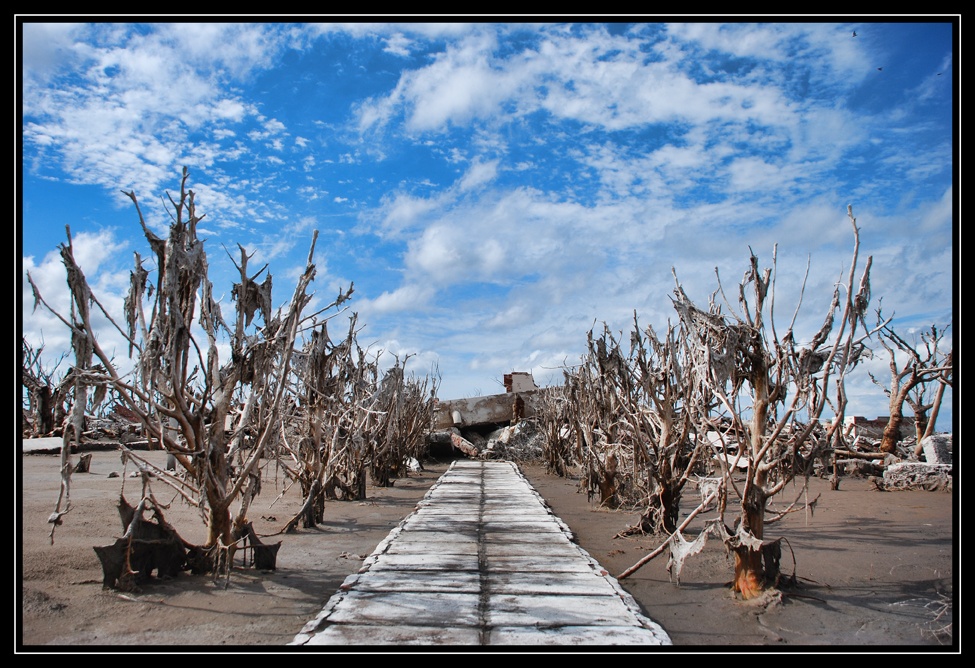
432,390,545,430
837,415,915,441
504,372,539,393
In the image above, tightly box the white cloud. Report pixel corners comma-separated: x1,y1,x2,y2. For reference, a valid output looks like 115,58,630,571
383,33,412,57
21,23,89,82
726,156,788,192
20,22,286,211
377,192,442,237
357,31,531,133
364,283,437,314
298,185,322,200
153,23,290,77
457,158,499,192
20,21,954,424
22,228,134,372
264,118,287,135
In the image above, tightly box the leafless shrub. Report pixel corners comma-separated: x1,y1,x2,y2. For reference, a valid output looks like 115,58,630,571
549,206,888,601
26,168,360,579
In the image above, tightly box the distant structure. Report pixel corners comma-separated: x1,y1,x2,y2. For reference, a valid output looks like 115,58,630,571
503,372,539,393
834,415,913,445
432,371,543,430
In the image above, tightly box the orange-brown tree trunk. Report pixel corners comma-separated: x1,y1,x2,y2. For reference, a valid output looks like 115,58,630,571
879,407,904,453
735,356,769,600
733,547,766,600
732,483,768,599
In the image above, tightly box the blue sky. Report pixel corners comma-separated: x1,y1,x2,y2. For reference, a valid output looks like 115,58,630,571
19,19,956,428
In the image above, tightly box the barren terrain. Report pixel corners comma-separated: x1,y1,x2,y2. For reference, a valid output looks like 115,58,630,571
18,449,955,652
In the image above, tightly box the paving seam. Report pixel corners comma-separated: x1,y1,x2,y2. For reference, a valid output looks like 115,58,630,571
476,461,490,645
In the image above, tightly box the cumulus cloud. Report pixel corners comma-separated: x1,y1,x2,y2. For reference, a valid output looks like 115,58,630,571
457,158,499,192
383,32,413,57
22,228,133,369
20,22,288,210
20,21,954,422
364,283,437,314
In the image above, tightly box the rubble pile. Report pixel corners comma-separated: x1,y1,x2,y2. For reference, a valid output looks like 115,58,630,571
481,419,546,462
425,419,547,463
881,434,953,492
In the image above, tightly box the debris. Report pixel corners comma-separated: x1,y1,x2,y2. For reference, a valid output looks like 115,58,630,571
882,462,952,492
481,420,546,462
920,434,952,465
73,453,92,473
450,431,480,458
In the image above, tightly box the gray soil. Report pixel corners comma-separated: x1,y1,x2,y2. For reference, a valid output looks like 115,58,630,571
18,450,955,652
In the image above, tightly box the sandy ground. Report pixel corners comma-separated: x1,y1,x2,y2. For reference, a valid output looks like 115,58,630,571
17,449,956,653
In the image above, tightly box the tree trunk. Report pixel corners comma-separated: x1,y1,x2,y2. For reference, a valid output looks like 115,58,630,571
732,483,768,599
299,478,325,528
658,479,681,534
34,385,55,435
206,503,233,552
912,410,929,456
735,353,770,600
203,444,233,553
595,452,619,507
920,380,947,445
733,546,766,600
879,407,905,453
354,464,367,500
624,480,682,536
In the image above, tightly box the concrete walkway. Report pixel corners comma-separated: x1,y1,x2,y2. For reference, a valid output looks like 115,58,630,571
290,460,672,647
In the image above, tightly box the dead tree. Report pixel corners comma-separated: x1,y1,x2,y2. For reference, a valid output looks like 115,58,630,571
317,321,373,503
564,324,637,509
366,358,437,488
538,377,576,476
868,320,953,453
276,322,435,530
556,315,708,530
25,229,100,541
653,206,878,599
909,350,952,452
27,168,352,579
280,316,363,528
616,313,708,536
21,337,70,438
